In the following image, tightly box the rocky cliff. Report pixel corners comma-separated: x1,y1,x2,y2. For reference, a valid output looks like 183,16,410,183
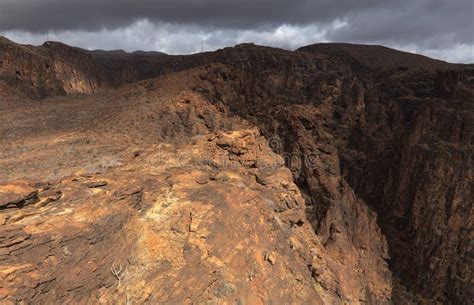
0,37,99,99
0,38,472,304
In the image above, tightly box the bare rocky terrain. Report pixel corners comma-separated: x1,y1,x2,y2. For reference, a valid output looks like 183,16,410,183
0,36,472,304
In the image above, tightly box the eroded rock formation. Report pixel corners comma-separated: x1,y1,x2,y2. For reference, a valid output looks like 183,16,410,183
0,38,472,304
0,37,99,98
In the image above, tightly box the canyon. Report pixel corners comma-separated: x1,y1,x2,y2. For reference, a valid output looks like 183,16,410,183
0,36,472,304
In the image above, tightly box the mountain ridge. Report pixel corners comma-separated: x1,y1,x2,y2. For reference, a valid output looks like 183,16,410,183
0,36,472,304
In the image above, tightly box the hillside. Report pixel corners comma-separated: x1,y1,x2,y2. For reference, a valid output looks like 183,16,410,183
0,38,472,304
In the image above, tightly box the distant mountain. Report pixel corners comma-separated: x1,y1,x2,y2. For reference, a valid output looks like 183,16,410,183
85,48,167,57
297,42,454,70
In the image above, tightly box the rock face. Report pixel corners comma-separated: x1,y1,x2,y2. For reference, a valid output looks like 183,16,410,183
186,45,473,304
0,128,326,304
0,37,99,99
0,38,472,304
298,44,474,304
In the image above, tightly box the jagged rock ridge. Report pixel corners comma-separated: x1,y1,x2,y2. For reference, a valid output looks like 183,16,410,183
0,37,472,304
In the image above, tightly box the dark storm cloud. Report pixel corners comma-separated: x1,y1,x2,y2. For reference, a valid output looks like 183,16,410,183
0,0,472,62
327,0,474,48
0,1,441,31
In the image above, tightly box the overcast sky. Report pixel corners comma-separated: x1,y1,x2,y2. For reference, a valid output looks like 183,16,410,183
0,0,473,63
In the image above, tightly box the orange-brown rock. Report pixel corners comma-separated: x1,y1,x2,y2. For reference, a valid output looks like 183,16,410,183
0,37,472,304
